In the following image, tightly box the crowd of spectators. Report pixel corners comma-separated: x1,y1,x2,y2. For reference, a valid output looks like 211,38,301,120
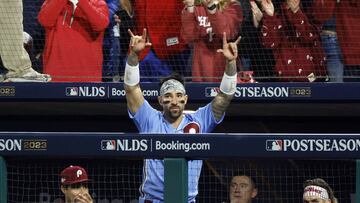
3,0,359,82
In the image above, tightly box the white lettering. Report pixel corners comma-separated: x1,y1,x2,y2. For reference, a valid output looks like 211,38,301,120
79,87,106,97
116,139,148,151
235,87,289,98
0,139,22,151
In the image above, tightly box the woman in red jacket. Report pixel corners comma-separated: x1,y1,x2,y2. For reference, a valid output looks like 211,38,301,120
312,0,360,82
181,0,243,82
38,0,109,82
258,0,327,82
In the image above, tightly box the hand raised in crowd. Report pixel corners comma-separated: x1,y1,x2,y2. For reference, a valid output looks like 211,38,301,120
250,1,263,28
114,14,121,24
127,28,152,55
201,0,216,7
182,0,195,7
69,0,78,7
217,32,241,62
74,192,93,203
287,0,300,13
261,0,274,16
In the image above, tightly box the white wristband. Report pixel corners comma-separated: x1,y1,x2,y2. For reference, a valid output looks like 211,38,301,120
220,73,237,95
124,63,140,86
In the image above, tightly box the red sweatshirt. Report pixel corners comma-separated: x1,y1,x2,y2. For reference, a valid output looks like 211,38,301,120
312,0,360,66
261,4,327,82
134,0,187,60
38,0,109,82
181,2,243,82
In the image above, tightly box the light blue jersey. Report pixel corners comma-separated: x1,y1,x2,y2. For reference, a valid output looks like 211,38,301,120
129,100,224,202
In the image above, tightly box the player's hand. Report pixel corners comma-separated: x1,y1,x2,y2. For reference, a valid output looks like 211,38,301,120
128,28,152,55
217,32,241,62
261,0,274,16
74,192,93,203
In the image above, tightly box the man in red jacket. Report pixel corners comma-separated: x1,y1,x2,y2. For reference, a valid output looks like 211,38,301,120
39,0,109,82
312,0,360,82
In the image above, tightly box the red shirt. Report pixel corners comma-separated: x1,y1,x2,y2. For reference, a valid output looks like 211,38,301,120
38,0,109,82
312,0,360,65
261,5,326,82
134,0,187,60
181,2,243,82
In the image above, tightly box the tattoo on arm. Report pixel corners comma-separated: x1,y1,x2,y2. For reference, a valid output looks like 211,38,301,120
211,93,234,121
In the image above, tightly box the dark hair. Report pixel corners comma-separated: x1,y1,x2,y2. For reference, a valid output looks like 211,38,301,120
231,174,257,189
303,178,337,203
159,72,185,90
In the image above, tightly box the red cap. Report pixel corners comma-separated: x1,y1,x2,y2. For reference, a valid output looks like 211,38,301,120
60,165,89,185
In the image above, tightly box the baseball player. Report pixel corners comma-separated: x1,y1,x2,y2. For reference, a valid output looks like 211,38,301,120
124,28,239,203
303,178,338,203
60,165,93,203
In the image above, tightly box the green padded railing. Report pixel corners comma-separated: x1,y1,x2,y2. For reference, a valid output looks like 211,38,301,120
0,156,7,203
164,158,188,203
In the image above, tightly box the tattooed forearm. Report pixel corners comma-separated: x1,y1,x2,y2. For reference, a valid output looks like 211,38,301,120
212,93,234,121
225,60,237,76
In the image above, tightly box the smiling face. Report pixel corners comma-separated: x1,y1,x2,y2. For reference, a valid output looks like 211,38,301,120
230,176,258,203
158,91,188,121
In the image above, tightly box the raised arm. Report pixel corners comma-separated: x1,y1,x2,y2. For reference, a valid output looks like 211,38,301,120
211,33,240,121
124,29,152,114
38,0,67,28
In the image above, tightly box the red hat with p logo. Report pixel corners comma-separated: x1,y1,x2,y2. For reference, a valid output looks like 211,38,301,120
60,165,89,185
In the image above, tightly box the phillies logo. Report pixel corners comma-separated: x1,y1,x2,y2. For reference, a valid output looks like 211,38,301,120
183,122,200,134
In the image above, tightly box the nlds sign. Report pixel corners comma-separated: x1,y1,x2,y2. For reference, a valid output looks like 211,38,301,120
66,86,106,97
101,139,148,151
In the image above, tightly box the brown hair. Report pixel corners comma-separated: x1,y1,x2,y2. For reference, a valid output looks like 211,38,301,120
303,178,338,203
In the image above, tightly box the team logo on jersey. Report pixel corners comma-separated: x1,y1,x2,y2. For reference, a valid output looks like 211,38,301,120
183,122,200,134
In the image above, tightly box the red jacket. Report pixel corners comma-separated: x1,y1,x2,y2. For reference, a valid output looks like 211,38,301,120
134,0,187,60
181,2,243,82
38,0,109,82
312,0,360,65
261,4,326,82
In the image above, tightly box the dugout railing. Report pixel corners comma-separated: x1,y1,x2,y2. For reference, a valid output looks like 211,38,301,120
0,133,360,203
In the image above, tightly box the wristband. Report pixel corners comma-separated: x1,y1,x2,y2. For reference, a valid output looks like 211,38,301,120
220,73,237,95
124,63,140,86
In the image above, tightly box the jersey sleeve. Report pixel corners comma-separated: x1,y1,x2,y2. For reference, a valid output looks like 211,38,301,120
128,100,159,133
192,102,224,133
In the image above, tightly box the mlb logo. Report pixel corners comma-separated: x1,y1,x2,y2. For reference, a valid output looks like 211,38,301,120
66,87,78,96
101,140,116,151
205,87,220,97
266,140,283,151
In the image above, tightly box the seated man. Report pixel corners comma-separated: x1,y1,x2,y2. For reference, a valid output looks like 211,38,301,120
60,165,93,203
303,178,338,203
227,175,258,203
